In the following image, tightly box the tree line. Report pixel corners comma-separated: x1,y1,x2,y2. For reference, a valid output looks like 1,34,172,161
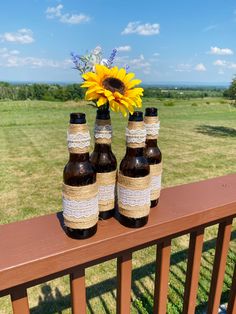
0,81,228,101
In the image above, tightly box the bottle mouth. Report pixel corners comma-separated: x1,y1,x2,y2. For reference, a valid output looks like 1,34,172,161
96,107,110,120
129,111,143,122
145,107,158,117
70,112,86,124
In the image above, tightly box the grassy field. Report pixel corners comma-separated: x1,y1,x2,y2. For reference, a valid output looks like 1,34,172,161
0,97,236,313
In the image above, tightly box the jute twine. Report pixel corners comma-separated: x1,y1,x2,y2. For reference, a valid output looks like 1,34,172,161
144,116,160,140
68,123,90,154
97,170,117,212
94,119,112,145
118,172,151,218
62,182,98,229
126,121,146,148
150,163,162,200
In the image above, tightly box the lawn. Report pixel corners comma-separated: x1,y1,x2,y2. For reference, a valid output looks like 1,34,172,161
0,97,236,313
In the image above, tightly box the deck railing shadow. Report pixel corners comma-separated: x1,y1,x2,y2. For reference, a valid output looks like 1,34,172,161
30,231,236,314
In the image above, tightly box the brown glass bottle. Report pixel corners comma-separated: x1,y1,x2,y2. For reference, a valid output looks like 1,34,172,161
145,107,162,207
118,111,150,228
63,113,97,239
90,106,117,219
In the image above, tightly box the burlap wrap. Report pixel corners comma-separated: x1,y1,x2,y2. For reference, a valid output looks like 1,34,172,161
150,163,162,200
94,119,112,144
67,123,90,154
118,172,151,218
144,116,160,140
126,121,146,148
62,182,99,229
96,170,117,212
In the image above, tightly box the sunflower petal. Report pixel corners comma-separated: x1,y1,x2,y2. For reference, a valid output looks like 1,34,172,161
126,79,142,89
97,96,108,107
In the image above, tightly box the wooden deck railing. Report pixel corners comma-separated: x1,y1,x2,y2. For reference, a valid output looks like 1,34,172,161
0,174,236,314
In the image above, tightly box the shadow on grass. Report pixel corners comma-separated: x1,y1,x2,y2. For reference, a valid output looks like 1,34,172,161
31,230,236,314
196,125,236,137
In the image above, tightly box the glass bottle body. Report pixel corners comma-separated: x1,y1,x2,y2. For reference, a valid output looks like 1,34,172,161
63,152,97,239
90,143,117,219
119,147,149,228
145,139,162,207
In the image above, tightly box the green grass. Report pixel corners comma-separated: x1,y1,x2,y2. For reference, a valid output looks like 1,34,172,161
0,97,236,313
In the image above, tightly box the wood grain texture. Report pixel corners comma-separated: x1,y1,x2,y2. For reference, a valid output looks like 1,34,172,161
70,268,86,314
0,174,236,293
227,262,236,314
183,229,204,314
116,252,132,314
11,288,30,314
153,239,171,313
207,218,233,314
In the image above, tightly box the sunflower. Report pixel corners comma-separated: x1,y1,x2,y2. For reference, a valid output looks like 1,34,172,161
81,64,144,116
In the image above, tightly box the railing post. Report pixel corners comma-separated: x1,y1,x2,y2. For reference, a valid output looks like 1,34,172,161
183,228,204,314
11,287,30,314
153,239,171,314
227,262,236,314
70,268,86,314
117,251,132,314
207,218,233,314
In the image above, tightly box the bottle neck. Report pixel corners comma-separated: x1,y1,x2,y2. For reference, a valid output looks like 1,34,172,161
69,152,89,162
146,138,158,147
126,146,145,157
94,143,112,152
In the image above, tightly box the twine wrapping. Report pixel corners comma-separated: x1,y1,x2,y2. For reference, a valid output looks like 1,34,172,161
144,116,160,140
62,182,99,229
117,172,151,218
150,163,162,201
67,123,91,154
94,119,112,144
96,170,117,212
126,121,146,148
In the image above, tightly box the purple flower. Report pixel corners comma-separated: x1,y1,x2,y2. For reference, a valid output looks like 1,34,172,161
107,48,117,68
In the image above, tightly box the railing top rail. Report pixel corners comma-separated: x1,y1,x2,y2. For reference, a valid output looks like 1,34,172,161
0,174,236,292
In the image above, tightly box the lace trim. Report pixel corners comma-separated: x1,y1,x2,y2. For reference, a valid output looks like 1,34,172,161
118,186,150,207
67,131,91,149
98,184,115,201
94,124,112,139
125,128,146,144
62,195,98,219
151,174,162,190
145,122,160,136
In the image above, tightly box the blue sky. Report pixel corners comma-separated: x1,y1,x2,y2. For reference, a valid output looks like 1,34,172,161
0,0,236,84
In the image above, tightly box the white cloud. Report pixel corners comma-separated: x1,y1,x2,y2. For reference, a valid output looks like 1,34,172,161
115,54,151,74
213,59,236,69
0,49,71,68
46,4,90,24
203,25,217,32
195,63,206,71
213,59,227,66
175,63,192,72
0,29,34,44
122,22,160,36
116,45,131,52
209,46,233,55
153,52,160,57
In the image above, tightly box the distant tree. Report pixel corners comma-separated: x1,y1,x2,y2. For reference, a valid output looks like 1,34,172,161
225,77,236,100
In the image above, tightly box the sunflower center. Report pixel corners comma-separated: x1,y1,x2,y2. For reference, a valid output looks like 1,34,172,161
102,77,125,94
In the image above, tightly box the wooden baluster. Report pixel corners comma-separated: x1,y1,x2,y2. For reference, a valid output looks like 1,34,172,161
227,262,236,314
207,218,233,314
153,239,171,314
70,268,86,314
11,287,30,314
183,228,204,314
116,252,132,314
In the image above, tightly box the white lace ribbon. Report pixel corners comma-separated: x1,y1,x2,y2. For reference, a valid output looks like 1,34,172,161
67,131,91,149
126,128,146,144
98,184,115,201
145,122,160,137
118,186,150,208
151,174,162,190
63,195,98,219
94,124,112,140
